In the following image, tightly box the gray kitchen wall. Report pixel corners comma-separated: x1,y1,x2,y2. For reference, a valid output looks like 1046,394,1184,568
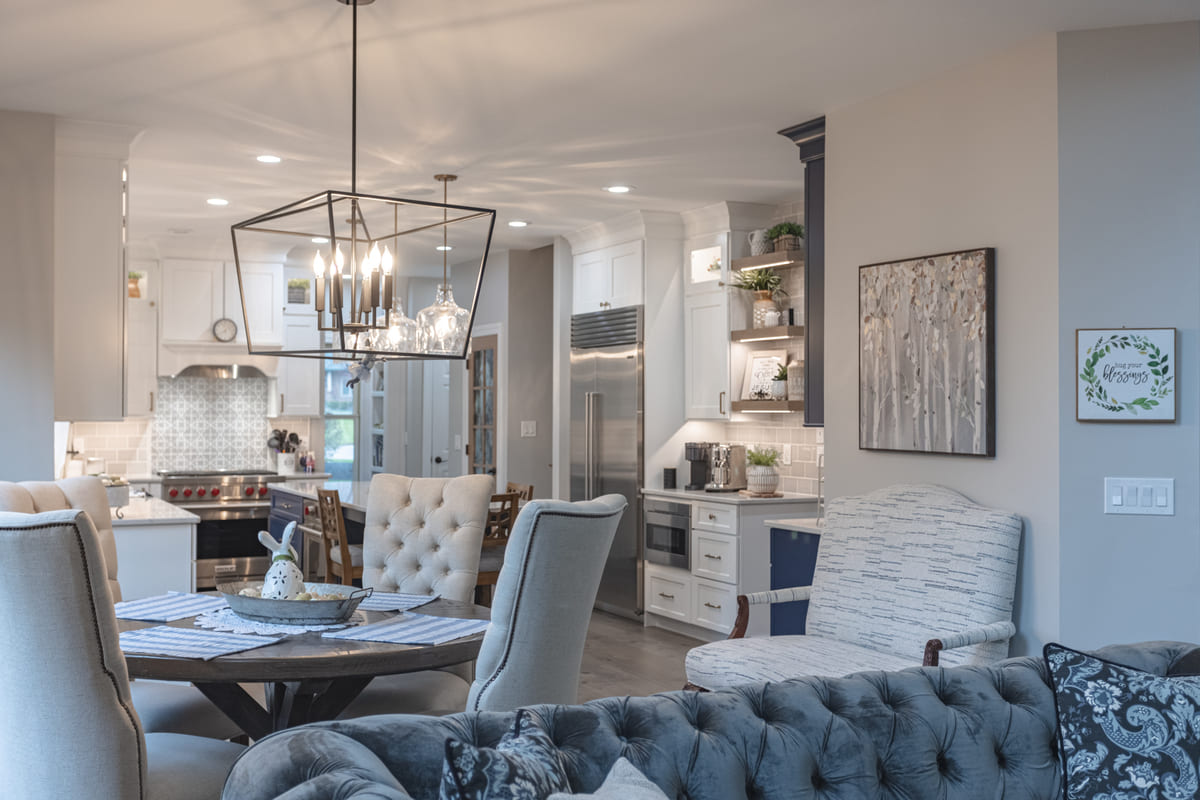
505,246,554,497
823,34,1061,655
1057,23,1200,648
0,110,55,480
152,376,274,471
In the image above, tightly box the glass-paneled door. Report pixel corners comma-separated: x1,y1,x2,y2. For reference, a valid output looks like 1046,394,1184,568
468,334,497,476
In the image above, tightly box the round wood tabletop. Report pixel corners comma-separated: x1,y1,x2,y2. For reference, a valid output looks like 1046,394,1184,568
118,597,489,684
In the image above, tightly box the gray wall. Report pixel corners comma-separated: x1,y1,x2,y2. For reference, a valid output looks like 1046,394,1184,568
506,246,554,497
824,35,1061,654
0,110,56,480
1058,23,1200,647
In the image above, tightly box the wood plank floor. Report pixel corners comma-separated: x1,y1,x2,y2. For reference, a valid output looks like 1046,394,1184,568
576,611,700,702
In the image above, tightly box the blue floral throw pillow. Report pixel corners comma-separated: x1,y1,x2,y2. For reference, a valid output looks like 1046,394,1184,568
1045,642,1200,799
440,710,571,800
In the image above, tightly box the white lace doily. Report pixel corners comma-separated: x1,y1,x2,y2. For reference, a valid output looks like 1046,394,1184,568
194,607,366,636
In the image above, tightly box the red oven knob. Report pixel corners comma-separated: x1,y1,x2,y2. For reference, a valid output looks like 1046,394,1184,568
211,487,220,497
168,488,178,498
197,488,207,496
245,487,255,497
258,486,269,497
183,489,193,497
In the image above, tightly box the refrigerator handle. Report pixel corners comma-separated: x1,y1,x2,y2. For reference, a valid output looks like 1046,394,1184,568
590,392,600,499
584,392,594,499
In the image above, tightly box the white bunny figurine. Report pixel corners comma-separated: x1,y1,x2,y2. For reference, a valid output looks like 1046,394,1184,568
259,522,305,600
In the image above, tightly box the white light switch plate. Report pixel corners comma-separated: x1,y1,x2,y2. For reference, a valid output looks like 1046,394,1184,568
520,421,536,438
1104,477,1174,515
779,445,792,465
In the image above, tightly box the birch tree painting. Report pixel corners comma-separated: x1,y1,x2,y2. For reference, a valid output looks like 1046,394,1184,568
859,248,995,456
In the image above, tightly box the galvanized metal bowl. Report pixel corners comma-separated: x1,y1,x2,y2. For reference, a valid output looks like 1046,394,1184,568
219,581,372,625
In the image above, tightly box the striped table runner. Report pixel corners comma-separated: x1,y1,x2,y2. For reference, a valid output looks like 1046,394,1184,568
114,592,228,622
119,626,279,661
322,613,489,646
356,592,439,612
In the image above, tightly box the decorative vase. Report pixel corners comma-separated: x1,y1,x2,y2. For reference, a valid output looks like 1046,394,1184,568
770,380,786,400
752,290,778,328
127,278,141,298
748,229,771,256
787,360,805,400
746,464,780,495
773,235,802,253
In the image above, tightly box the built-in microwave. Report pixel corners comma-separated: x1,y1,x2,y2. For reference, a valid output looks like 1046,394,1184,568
644,498,690,570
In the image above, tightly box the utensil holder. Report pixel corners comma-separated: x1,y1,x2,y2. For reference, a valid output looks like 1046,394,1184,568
277,452,297,474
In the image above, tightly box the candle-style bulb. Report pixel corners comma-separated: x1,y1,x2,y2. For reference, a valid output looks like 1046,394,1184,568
381,247,394,275
312,252,324,276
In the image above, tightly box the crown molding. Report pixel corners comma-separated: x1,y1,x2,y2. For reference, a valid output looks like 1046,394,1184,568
681,201,776,238
565,210,683,253
56,118,143,159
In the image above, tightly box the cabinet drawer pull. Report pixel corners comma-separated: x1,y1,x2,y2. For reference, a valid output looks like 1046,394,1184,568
657,592,675,600
719,391,726,415
703,553,722,560
704,602,722,610
707,513,717,521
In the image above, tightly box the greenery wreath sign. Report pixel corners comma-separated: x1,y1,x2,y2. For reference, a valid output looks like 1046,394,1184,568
1077,328,1175,421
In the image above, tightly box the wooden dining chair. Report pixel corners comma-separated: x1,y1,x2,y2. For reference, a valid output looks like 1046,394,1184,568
476,491,520,606
317,489,362,586
505,481,534,503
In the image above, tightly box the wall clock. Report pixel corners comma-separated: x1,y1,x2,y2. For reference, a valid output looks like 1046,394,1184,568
212,317,238,343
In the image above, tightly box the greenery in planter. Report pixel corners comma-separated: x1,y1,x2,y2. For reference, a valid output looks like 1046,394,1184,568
287,278,311,289
766,222,804,242
128,271,144,281
732,267,787,299
774,364,788,381
746,447,780,467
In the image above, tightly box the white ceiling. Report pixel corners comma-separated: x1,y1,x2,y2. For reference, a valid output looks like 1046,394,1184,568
3,0,1199,259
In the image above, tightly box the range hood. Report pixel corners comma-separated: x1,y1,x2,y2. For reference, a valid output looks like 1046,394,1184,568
173,365,269,380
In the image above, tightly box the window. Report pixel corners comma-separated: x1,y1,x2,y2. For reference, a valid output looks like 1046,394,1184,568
323,359,356,480
468,334,497,476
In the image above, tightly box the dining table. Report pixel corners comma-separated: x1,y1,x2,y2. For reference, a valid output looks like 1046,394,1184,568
118,597,489,740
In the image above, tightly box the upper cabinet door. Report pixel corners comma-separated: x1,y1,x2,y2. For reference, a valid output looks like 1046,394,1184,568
226,262,283,347
684,289,731,420
607,240,644,309
274,315,321,416
572,249,609,314
125,259,158,417
161,259,223,344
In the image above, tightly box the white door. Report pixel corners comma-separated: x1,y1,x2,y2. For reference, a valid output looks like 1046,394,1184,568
161,259,222,343
572,249,608,314
684,289,731,419
226,262,283,347
125,259,158,416
606,240,644,309
422,359,452,477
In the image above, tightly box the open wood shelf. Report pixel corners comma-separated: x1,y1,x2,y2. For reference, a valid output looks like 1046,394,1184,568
731,325,804,342
730,399,804,414
731,250,805,272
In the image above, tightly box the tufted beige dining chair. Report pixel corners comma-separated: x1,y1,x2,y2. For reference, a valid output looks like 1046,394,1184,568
0,509,245,799
0,477,247,741
337,472,494,719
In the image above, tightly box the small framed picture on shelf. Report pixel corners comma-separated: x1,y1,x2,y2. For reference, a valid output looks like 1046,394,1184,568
741,349,787,401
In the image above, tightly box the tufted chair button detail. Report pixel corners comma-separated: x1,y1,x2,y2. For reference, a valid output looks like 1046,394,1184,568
936,752,950,774
811,770,826,791
995,748,1007,770
433,544,440,552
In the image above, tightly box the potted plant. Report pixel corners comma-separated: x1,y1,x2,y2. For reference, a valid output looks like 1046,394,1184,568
287,277,311,305
771,363,788,400
127,271,144,299
766,222,804,253
732,268,787,328
746,447,781,495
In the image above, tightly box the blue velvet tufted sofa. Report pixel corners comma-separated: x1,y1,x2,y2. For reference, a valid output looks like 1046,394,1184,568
222,641,1200,800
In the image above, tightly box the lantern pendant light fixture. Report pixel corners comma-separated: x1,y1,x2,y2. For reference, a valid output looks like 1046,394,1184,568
229,0,495,362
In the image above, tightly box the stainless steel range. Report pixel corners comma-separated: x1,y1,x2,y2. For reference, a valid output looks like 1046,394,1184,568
157,469,285,590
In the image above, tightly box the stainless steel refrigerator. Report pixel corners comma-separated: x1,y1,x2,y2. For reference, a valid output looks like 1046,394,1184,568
570,306,643,618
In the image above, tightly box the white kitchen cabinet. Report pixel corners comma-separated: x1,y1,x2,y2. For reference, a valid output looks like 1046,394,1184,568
125,259,158,417
160,259,283,347
273,314,321,416
112,520,196,599
572,240,644,314
684,288,731,419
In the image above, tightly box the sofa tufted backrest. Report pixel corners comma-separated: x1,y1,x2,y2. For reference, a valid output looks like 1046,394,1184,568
221,641,1199,800
0,476,121,602
362,473,494,600
0,510,145,799
807,483,1021,666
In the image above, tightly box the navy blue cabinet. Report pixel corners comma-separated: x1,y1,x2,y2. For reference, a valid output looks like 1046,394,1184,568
769,527,821,635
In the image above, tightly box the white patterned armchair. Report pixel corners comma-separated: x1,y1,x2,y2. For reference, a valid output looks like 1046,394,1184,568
685,484,1022,691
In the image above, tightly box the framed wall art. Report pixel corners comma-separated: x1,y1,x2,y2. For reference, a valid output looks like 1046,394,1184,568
1076,328,1176,422
741,349,787,401
859,247,995,456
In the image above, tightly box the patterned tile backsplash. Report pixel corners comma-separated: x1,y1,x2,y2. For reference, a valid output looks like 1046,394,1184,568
152,376,274,472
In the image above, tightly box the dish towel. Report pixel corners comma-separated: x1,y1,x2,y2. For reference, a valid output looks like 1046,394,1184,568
356,592,439,612
322,612,489,645
114,592,228,622
120,625,280,661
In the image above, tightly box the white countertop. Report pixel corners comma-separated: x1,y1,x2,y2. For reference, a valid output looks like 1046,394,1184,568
764,517,824,534
642,487,819,506
271,480,371,512
111,496,200,527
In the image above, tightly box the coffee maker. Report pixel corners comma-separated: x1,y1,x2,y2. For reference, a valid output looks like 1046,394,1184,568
706,444,747,492
683,442,714,490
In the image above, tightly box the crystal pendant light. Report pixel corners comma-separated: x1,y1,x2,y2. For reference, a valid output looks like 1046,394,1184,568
417,174,471,356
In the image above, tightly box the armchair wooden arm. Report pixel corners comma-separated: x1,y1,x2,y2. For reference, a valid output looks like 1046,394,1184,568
729,586,814,639
923,620,1017,666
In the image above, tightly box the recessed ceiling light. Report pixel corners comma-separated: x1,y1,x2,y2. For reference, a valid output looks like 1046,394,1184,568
256,154,282,164
207,198,229,206
311,236,329,244
604,184,634,194
508,220,529,228
436,245,453,251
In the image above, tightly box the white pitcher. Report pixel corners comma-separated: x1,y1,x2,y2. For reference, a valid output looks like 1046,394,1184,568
748,229,771,256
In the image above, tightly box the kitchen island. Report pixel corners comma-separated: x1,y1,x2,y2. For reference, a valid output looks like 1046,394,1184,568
268,481,371,580
111,495,199,600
